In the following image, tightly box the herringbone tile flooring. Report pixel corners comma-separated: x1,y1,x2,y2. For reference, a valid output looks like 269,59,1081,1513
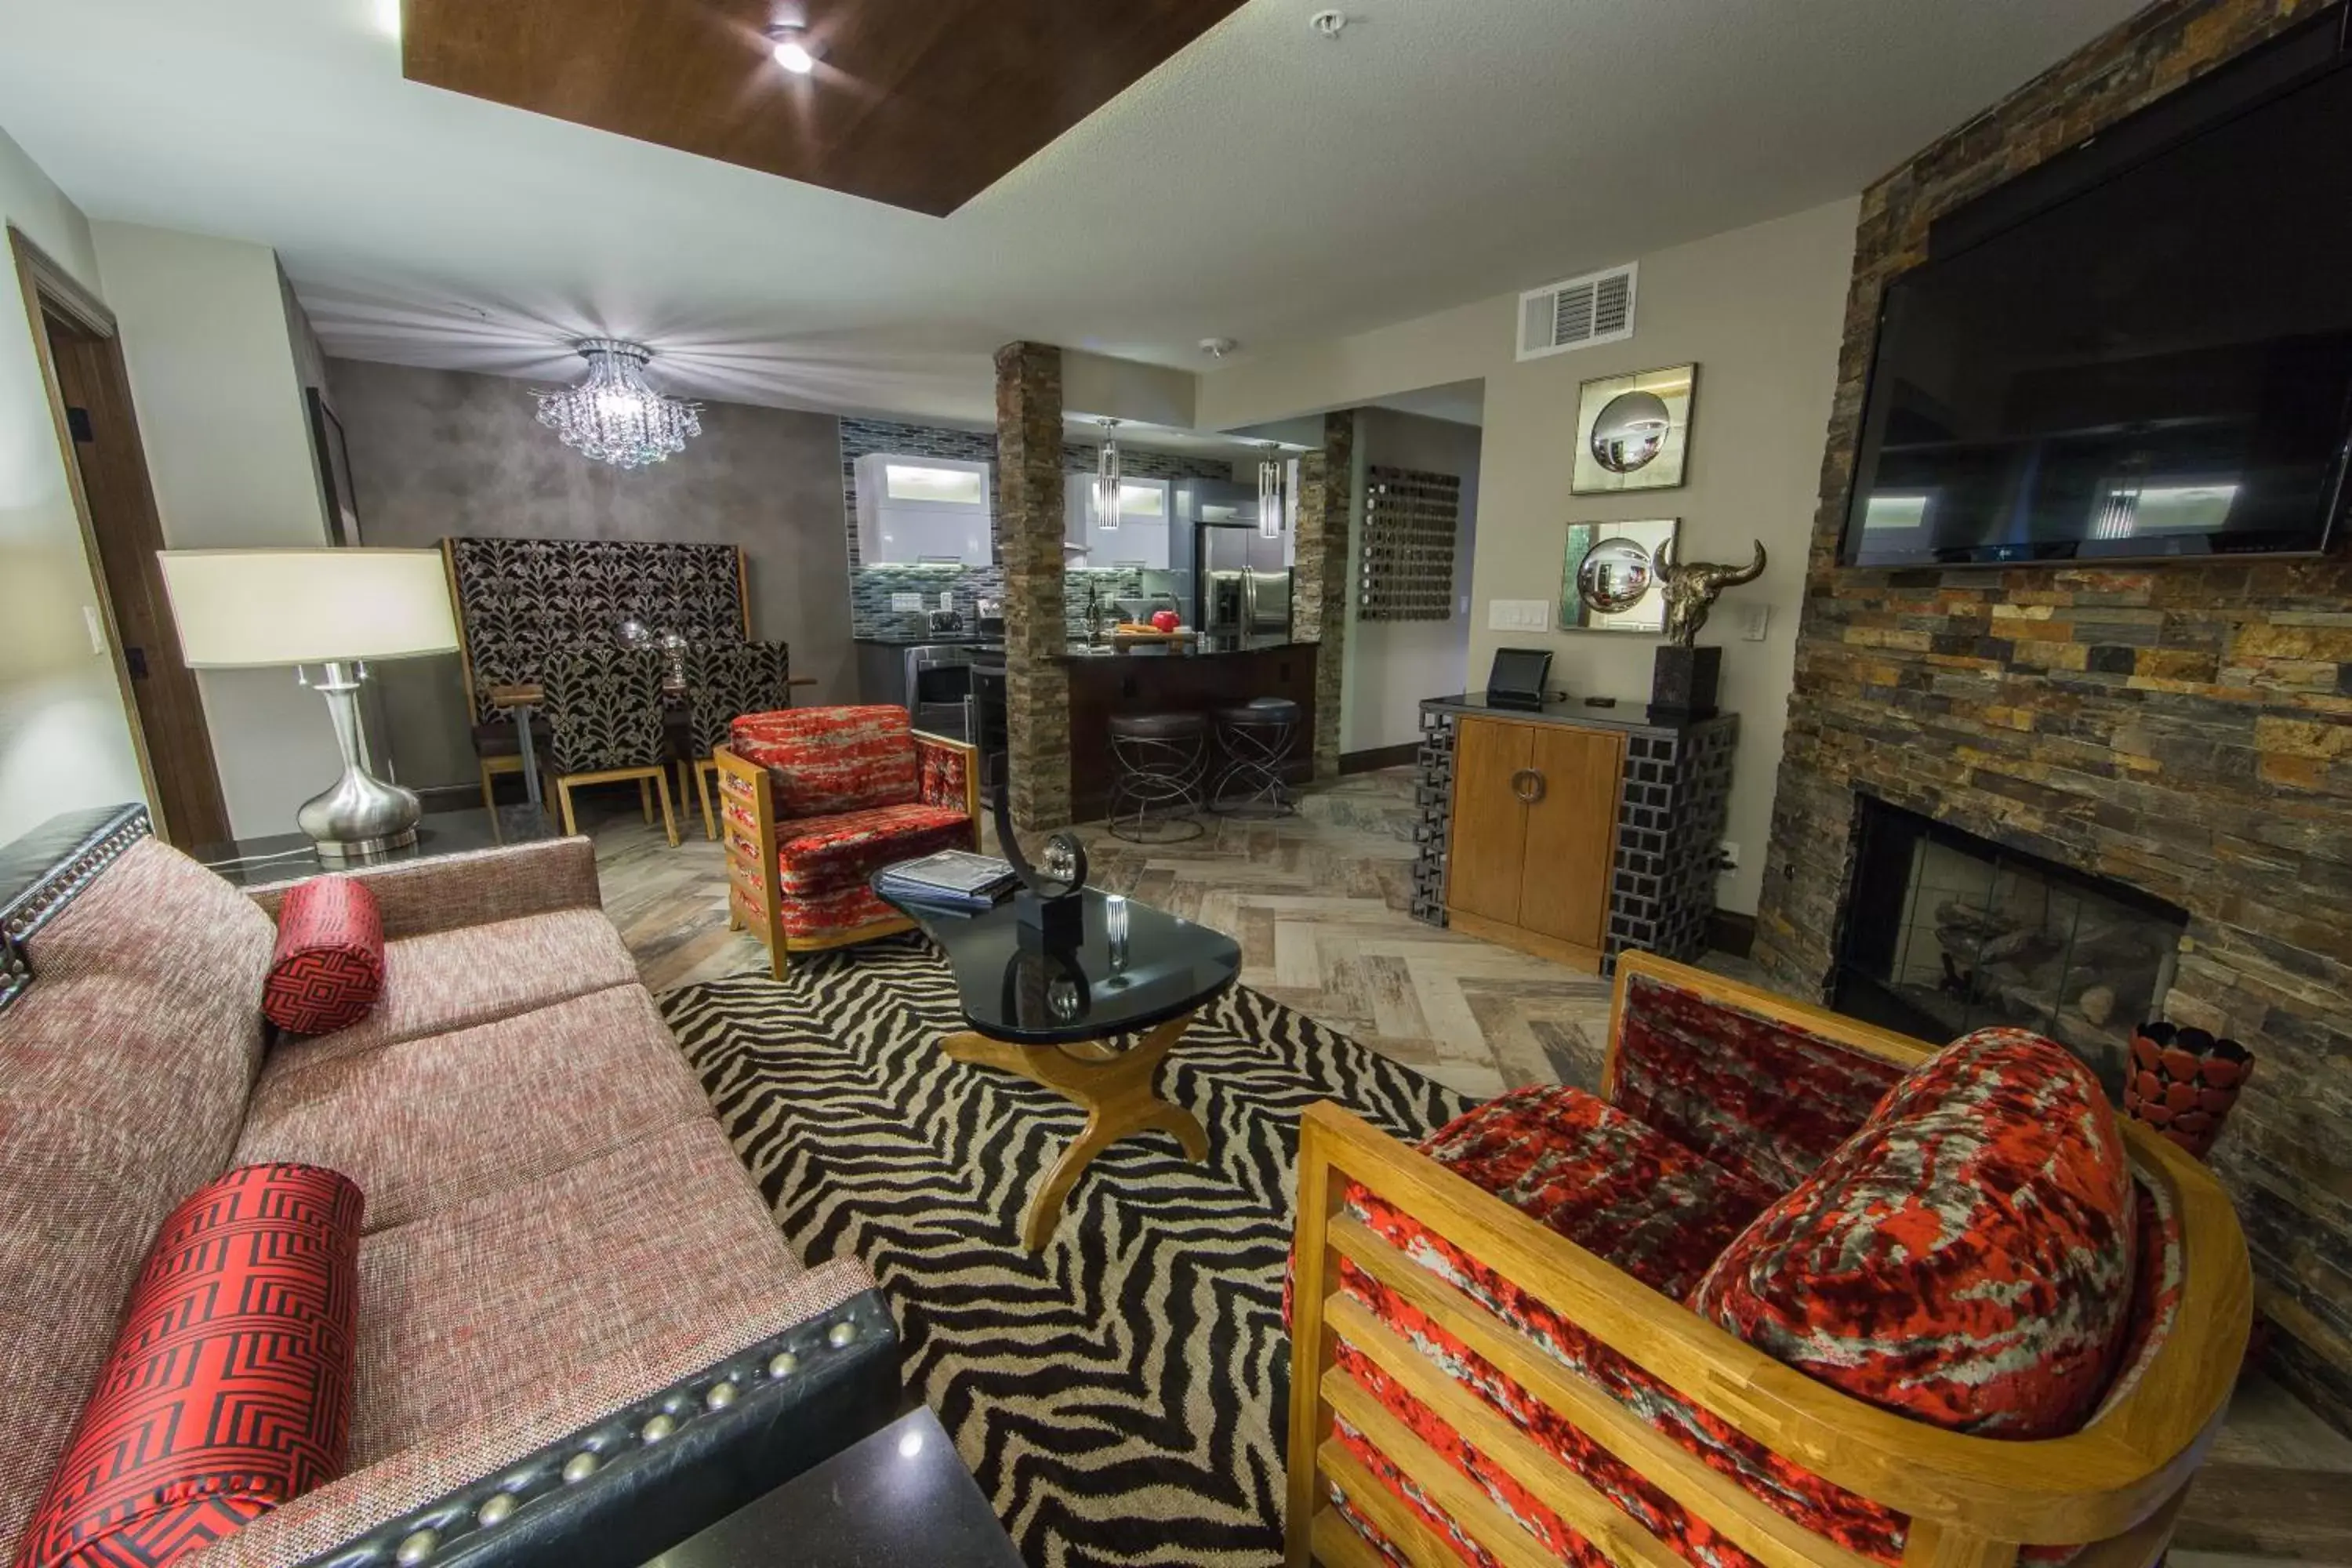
573,769,2352,1560
589,768,1621,1098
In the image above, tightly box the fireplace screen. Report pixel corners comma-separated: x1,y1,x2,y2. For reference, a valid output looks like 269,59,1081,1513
1834,798,2187,1096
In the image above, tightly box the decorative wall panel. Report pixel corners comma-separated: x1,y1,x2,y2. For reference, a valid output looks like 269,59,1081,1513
445,538,746,724
1359,466,1460,622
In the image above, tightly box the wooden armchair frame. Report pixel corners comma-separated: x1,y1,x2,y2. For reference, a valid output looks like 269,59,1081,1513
1286,952,2252,1568
713,733,981,979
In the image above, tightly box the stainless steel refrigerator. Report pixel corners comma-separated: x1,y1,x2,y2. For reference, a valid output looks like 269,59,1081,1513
1176,478,1294,637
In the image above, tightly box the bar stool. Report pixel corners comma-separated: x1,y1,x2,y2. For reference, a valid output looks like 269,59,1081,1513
1107,712,1207,842
1211,698,1301,818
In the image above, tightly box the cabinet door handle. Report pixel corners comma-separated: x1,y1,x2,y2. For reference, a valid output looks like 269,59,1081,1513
1510,768,1546,804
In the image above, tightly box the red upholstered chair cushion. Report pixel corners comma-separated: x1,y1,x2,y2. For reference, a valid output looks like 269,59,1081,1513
262,876,385,1036
1402,1085,1777,1296
20,1164,362,1568
1609,968,1907,1193
729,705,919,818
1690,1026,2137,1439
776,805,976,898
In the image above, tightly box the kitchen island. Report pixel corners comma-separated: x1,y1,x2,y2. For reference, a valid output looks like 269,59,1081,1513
1059,636,1318,820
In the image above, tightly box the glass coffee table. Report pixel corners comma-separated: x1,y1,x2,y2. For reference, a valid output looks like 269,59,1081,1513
875,878,1241,1250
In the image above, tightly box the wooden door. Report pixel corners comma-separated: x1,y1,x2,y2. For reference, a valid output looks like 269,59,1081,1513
1445,717,1533,924
1516,726,1625,951
38,302,230,847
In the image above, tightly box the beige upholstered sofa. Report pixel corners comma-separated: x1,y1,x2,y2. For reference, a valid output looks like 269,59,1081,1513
0,805,895,1568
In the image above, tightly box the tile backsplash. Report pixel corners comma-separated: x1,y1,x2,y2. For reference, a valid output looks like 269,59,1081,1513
841,417,1228,637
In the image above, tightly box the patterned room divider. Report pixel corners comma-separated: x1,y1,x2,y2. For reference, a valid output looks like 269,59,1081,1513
441,537,750,724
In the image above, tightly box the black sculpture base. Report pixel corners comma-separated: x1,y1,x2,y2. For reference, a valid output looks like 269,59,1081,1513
1651,644,1721,718
1015,888,1085,951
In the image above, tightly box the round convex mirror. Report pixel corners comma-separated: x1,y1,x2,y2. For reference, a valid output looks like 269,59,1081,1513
1588,390,1672,474
1577,538,1656,613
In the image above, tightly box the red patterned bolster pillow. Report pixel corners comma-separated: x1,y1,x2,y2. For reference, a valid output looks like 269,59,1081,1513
263,874,384,1036
1689,1026,2137,1439
20,1163,363,1568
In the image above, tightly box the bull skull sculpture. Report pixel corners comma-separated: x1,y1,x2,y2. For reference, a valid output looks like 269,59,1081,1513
1653,538,1766,648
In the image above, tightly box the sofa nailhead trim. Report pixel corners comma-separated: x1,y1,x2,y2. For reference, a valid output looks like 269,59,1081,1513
290,1295,896,1568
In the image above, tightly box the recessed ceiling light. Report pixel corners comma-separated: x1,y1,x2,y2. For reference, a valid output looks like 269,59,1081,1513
1310,9,1348,38
768,25,817,74
1200,337,1238,359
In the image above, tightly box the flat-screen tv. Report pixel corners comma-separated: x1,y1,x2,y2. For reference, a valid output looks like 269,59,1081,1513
1843,40,2352,567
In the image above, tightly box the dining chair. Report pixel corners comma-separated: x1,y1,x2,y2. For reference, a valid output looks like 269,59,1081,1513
538,647,680,845
683,641,793,840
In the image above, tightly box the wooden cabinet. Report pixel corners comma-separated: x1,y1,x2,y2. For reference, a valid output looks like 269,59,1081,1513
1445,714,1625,971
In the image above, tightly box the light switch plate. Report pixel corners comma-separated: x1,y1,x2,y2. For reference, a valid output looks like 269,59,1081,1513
1742,604,1770,641
891,593,924,612
1486,598,1551,632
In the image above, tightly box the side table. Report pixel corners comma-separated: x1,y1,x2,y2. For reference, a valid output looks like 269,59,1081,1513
644,1407,1020,1568
194,804,555,890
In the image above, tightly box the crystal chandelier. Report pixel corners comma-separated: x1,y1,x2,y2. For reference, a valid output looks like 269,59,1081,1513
535,339,703,470
1258,445,1289,539
1094,418,1122,533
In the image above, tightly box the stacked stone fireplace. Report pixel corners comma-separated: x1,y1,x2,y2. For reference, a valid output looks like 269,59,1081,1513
1755,0,2352,1432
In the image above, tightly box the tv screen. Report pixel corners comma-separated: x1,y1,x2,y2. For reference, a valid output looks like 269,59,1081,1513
1843,59,2352,567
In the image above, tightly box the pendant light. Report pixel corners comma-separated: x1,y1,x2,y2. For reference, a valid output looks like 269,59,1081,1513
1094,419,1122,533
1258,444,1287,539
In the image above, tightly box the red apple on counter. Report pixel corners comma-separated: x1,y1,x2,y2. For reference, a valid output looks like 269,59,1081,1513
1150,609,1181,633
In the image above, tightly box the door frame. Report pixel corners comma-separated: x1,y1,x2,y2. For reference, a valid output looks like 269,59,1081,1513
9,224,230,846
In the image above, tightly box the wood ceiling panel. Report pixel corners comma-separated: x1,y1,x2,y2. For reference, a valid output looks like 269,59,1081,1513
401,0,1247,216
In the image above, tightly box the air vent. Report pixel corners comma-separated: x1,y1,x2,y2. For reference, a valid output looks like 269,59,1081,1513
1516,261,1637,361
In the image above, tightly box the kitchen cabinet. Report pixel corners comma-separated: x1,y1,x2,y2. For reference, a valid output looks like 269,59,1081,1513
1063,474,1171,570
857,454,994,566
1446,713,1624,970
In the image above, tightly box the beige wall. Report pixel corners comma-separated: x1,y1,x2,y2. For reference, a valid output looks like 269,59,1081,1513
1198,197,1860,913
0,128,148,844
93,221,340,839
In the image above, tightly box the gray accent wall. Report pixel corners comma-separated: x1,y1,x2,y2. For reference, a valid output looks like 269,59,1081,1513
325,357,851,793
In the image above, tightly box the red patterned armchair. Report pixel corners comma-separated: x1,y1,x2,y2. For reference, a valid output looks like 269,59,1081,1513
1287,953,2249,1568
715,705,980,977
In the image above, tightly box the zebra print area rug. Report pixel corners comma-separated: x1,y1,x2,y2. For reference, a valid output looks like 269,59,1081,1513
659,933,1469,1568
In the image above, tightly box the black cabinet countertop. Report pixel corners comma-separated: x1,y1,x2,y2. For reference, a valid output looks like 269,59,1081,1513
1421,692,1737,737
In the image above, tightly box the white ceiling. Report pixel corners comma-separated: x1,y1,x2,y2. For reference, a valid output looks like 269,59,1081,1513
1368,381,1487,429
0,0,2143,427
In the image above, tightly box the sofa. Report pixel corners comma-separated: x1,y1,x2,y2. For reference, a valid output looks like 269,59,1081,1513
0,805,899,1568
1285,953,2251,1568
715,704,980,977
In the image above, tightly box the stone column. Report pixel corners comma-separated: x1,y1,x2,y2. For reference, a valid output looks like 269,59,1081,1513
994,341,1072,832
1292,410,1355,779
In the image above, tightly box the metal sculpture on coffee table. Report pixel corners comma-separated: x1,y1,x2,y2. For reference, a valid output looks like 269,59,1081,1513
1650,538,1766,717
992,781,1087,949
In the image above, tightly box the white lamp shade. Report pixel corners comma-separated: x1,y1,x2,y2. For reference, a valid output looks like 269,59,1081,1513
159,548,460,669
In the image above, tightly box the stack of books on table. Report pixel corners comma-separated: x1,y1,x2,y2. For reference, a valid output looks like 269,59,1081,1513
877,851,1018,913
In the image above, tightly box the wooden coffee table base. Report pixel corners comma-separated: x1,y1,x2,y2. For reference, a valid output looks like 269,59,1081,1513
941,1011,1210,1251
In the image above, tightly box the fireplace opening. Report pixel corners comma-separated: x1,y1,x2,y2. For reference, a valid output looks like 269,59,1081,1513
1832,797,2188,1098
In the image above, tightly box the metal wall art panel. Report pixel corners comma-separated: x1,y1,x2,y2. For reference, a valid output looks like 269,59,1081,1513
1359,466,1461,622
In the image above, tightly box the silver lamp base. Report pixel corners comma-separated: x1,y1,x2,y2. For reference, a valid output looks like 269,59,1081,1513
296,661,421,862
